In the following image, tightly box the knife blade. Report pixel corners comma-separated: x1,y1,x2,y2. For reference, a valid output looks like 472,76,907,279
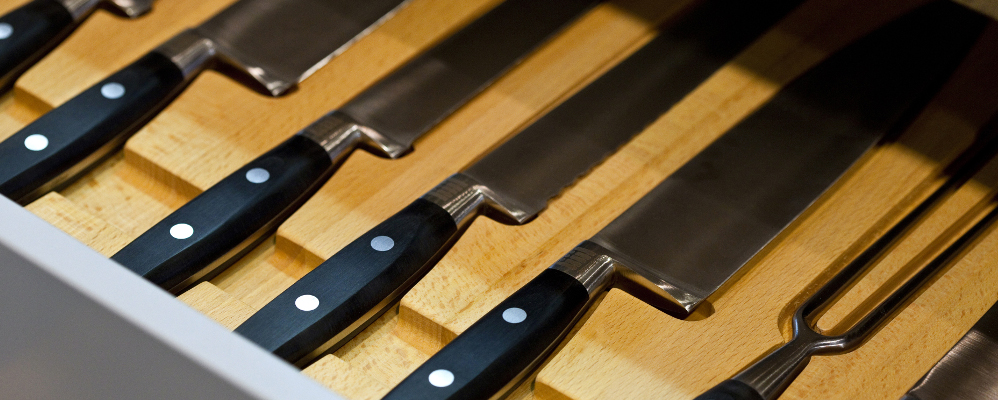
109,0,602,293
902,303,998,400
233,0,810,368
0,0,154,93
384,2,988,399
0,0,410,205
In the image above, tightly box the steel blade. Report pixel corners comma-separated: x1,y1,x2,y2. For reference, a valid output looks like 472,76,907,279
340,0,598,148
903,303,998,400
195,0,410,95
588,1,987,313
462,0,806,219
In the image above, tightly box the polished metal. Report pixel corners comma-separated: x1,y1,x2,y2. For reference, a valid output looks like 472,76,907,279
57,0,100,20
731,195,997,399
903,303,997,400
421,173,531,228
189,0,410,96
549,242,616,296
155,30,217,81
58,0,153,20
338,0,597,149
297,110,407,161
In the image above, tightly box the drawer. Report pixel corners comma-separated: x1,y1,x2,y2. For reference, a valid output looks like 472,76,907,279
0,0,996,399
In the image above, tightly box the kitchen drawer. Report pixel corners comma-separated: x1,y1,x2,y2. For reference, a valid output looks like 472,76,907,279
0,0,995,399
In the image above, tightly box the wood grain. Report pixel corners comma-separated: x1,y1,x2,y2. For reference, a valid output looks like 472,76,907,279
5,0,995,399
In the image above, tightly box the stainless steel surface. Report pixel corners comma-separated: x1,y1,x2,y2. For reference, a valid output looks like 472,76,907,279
191,0,411,95
338,0,596,151
422,173,516,227
549,242,617,296
737,207,997,400
58,0,153,20
156,30,217,80
298,110,407,160
108,0,154,17
57,0,99,20
723,155,998,400
462,0,808,224
903,303,998,400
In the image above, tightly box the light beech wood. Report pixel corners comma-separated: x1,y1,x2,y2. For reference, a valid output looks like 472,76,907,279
7,0,996,398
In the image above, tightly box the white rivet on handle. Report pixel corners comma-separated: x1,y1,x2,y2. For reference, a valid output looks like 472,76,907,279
295,295,319,311
169,223,193,239
101,82,125,99
0,23,12,39
502,307,527,324
371,236,394,251
428,369,454,387
24,134,48,151
245,168,270,183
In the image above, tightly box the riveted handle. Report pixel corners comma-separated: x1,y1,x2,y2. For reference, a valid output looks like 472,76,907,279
0,0,75,91
384,269,590,400
234,198,458,365
111,135,334,293
0,51,186,204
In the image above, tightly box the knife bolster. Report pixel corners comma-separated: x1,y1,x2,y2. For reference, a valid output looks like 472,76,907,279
154,30,216,81
297,110,409,161
549,243,616,297
56,0,98,20
422,173,536,227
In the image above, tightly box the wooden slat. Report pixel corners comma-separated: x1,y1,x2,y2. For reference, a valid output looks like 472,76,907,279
3,0,994,398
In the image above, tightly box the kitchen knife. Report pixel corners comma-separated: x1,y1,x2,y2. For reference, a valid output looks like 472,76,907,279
0,0,154,93
383,2,989,399
0,0,411,205
234,0,811,367
902,303,997,400
110,0,602,293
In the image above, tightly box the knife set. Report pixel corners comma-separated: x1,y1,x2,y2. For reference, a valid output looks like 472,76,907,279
0,0,995,399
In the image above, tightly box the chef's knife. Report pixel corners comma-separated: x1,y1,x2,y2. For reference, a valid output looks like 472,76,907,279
110,0,602,293
0,0,410,205
0,0,154,93
234,0,810,367
902,303,997,400
383,2,988,399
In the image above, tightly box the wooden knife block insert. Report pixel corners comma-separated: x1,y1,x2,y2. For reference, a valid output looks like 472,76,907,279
2,0,995,398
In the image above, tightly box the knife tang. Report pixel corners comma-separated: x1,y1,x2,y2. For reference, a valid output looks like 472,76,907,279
0,49,190,204
234,198,457,365
0,0,75,92
111,135,334,293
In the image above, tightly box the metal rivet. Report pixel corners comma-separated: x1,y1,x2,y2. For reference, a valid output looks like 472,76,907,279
100,82,125,99
295,295,319,311
0,23,12,39
23,134,48,151
370,236,394,251
502,307,526,324
169,223,193,239
245,168,270,183
428,369,454,387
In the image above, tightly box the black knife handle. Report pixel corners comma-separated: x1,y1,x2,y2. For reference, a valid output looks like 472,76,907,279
111,135,335,293
0,51,185,204
694,380,765,400
234,198,458,365
0,0,75,91
383,269,590,400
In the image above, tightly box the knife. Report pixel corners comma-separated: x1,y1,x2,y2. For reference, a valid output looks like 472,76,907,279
0,0,154,93
109,0,603,293
0,0,411,205
901,303,997,400
234,0,811,367
382,2,988,398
